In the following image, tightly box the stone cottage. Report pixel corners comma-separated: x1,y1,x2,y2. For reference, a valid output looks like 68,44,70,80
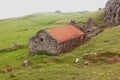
29,25,85,55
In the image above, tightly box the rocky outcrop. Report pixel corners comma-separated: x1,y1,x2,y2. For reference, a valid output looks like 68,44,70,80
104,0,120,26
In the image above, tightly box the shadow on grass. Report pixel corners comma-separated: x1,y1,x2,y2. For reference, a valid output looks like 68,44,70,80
35,50,54,56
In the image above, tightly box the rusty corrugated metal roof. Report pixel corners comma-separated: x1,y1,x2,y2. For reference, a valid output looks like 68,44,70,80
46,25,85,42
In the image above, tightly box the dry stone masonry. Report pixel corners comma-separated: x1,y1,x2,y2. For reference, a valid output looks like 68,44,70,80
29,25,85,55
29,19,103,55
81,18,102,41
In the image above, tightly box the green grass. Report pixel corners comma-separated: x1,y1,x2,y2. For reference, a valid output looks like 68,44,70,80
0,11,120,80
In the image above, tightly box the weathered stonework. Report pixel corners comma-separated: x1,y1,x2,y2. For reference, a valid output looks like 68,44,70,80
29,28,84,55
58,35,84,53
81,18,102,41
29,30,59,55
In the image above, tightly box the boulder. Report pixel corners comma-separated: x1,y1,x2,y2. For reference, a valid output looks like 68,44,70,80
23,60,30,67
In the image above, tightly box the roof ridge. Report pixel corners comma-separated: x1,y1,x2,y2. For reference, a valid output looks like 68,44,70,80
46,24,72,30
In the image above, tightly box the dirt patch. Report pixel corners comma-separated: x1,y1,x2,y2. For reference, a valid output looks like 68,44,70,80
106,56,120,64
83,52,120,64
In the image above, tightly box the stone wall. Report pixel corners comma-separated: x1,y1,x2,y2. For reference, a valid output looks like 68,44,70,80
104,0,120,26
29,30,59,55
58,35,84,53
82,18,101,41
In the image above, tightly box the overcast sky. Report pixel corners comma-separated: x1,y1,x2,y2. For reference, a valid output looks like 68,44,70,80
0,0,108,19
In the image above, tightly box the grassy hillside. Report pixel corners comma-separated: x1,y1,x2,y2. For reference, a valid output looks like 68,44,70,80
0,10,120,80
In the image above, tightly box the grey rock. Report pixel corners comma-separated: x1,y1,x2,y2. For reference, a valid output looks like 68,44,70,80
104,0,120,26
23,60,30,67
